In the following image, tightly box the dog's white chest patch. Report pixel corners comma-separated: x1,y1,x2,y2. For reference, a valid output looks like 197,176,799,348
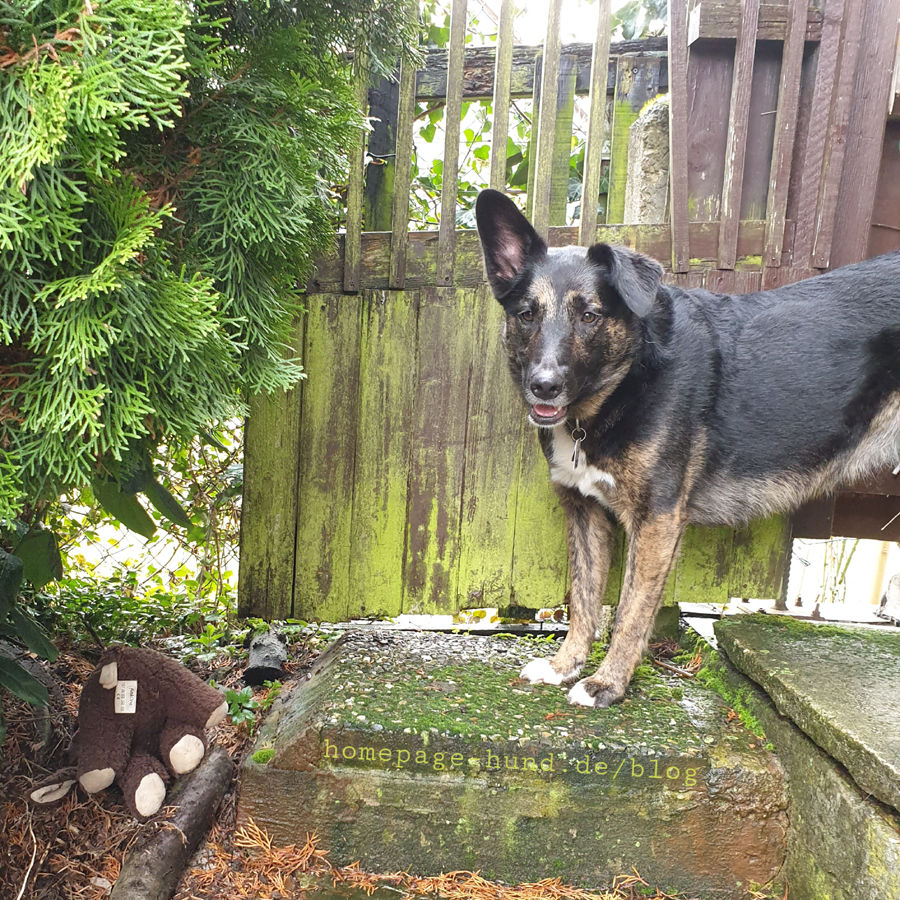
549,427,616,506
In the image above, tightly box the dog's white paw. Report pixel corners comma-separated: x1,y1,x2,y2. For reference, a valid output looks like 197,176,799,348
521,658,569,685
567,680,596,707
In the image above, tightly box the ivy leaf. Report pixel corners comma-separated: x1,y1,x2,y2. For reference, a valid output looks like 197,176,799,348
92,479,156,539
8,607,58,662
0,550,24,618
13,529,63,589
0,657,49,707
142,478,192,528
420,123,436,143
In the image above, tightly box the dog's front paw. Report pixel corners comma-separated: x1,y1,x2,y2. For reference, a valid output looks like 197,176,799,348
567,677,625,708
520,657,579,686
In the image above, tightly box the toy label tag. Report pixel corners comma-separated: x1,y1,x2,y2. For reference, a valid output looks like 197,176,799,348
114,680,138,714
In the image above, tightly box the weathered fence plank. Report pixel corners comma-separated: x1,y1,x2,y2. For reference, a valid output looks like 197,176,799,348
607,56,662,225
789,0,844,269
415,39,668,101
530,0,564,238
456,288,524,607
730,515,791,600
718,0,761,269
488,0,516,191
437,0,468,286
667,0,691,271
686,42,734,223
511,437,570,610
389,60,418,288
403,287,477,613
578,0,612,246
763,0,808,272
829,0,900,268
348,292,419,618
344,67,369,293
310,222,770,291
674,524,736,605
238,319,305,620
688,1,824,42
293,296,363,622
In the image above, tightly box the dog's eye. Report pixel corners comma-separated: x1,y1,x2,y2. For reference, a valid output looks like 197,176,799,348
519,310,534,323
581,311,599,324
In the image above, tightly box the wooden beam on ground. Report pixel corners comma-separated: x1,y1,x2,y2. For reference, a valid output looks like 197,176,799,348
688,1,824,43
578,0,612,246
718,0,760,269
109,748,233,900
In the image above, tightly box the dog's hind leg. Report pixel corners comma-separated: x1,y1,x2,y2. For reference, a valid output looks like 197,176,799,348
521,489,613,686
568,512,685,708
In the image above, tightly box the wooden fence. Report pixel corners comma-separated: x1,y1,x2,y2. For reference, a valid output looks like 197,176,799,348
239,0,900,622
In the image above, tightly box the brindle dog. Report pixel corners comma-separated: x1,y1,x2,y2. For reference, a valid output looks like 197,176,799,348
475,188,900,708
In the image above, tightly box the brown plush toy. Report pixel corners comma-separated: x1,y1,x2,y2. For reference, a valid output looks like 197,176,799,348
30,647,228,819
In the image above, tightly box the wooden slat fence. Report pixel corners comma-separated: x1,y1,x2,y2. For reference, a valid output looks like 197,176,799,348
240,0,900,622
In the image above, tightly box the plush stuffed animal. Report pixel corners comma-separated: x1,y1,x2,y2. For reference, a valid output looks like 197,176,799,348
30,646,228,818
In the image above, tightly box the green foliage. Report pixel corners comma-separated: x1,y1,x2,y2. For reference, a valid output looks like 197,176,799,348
611,0,668,40
0,0,415,719
252,747,276,765
0,546,57,739
225,685,259,731
1,0,417,525
28,567,209,646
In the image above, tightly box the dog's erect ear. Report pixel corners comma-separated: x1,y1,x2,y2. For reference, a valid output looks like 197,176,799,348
476,190,548,300
587,243,664,317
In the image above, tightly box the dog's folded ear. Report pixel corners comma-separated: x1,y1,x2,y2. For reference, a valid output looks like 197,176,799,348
476,189,548,300
587,243,664,317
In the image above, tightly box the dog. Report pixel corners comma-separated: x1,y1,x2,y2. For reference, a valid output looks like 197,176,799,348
475,188,900,708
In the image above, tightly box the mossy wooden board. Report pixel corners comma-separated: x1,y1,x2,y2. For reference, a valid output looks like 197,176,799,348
243,288,790,620
238,316,305,620
292,294,363,622
348,291,418,617
403,287,478,613
456,288,524,607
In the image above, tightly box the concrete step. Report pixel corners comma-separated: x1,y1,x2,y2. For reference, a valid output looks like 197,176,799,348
238,631,787,899
706,617,900,900
715,614,900,813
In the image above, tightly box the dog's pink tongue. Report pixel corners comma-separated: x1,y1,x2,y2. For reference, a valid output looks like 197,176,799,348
533,404,562,418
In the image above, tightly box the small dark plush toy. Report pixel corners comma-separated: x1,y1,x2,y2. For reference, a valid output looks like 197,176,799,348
30,646,228,818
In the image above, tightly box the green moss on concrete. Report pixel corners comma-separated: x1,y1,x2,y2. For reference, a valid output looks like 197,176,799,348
715,615,900,815
692,635,900,900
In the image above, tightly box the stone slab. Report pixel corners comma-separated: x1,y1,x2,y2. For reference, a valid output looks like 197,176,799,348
239,631,787,899
694,630,900,900
715,614,900,813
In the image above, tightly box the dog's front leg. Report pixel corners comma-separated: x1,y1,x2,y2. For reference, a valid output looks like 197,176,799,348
568,512,685,708
520,488,613,686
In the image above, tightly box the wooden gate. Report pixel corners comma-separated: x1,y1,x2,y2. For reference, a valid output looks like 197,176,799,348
239,0,900,622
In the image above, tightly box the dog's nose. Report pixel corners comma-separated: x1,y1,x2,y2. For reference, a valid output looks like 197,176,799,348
530,373,564,400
